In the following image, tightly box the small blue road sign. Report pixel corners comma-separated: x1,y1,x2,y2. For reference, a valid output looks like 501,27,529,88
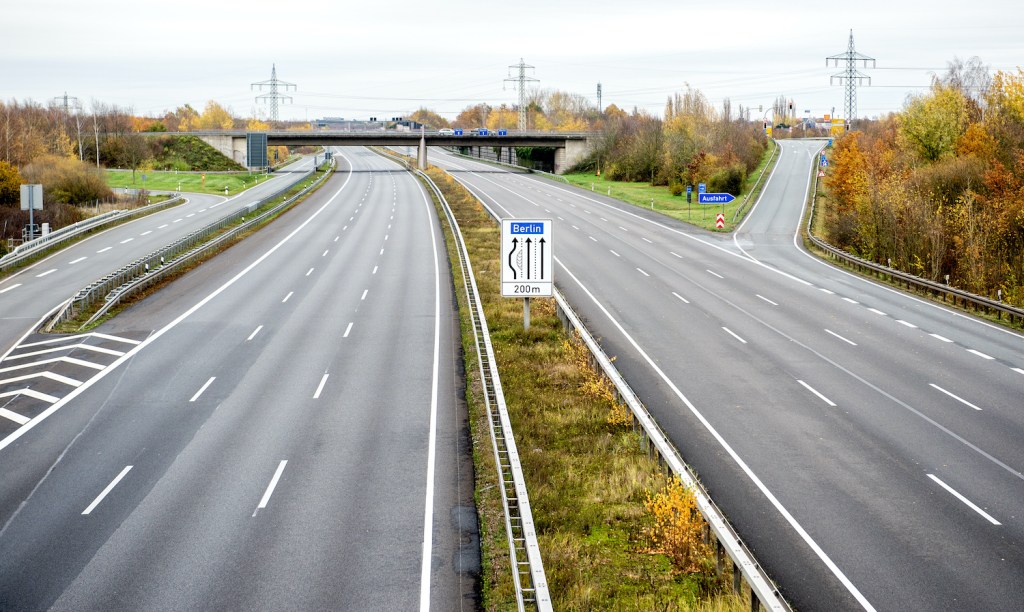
698,183,706,194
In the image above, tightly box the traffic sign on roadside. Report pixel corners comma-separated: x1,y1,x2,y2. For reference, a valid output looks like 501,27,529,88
698,193,735,205
818,169,826,177
715,213,725,229
698,183,706,194
501,219,552,298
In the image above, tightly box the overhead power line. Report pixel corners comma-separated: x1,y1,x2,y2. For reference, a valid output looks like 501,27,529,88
505,58,539,130
827,30,875,126
252,64,296,122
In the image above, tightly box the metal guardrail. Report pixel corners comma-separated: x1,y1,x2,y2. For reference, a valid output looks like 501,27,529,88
408,157,551,611
45,164,325,330
805,158,1024,327
0,196,185,274
733,140,779,222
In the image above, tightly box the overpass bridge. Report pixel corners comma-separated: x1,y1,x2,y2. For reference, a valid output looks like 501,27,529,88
167,130,595,174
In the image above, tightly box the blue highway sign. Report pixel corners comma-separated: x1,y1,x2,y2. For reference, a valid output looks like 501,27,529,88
698,193,736,205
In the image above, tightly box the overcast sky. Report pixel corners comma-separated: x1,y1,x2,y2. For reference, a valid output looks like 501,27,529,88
4,0,1021,122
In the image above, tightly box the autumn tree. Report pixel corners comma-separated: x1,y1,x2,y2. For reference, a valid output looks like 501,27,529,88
0,160,22,206
195,101,235,130
408,108,450,129
898,85,970,162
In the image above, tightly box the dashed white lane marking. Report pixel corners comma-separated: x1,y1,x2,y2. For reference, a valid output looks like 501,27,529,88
637,268,650,277
334,236,340,242
706,269,724,279
842,297,859,304
186,213,195,218
97,247,112,253
70,257,87,264
589,236,597,242
158,224,169,229
927,474,1000,525
379,248,384,255
756,294,778,306
343,225,348,231
140,230,152,236
322,250,329,257
929,383,982,411
254,460,288,516
670,252,682,259
931,333,953,343
36,269,57,278
189,377,216,402
282,292,293,303
247,325,263,341
557,216,565,221
967,349,994,360
672,292,690,304
344,322,353,338
313,373,329,399
825,329,857,346
618,226,629,232
173,218,183,223
82,465,133,515
797,379,837,407
867,308,887,316
896,320,918,328
361,289,368,301
584,210,592,214
119,239,133,245
600,217,608,222
642,237,653,244
373,266,378,275
609,250,620,258
572,225,580,230
819,288,835,295
1012,368,1024,376
306,268,314,277
722,327,747,344
199,209,206,212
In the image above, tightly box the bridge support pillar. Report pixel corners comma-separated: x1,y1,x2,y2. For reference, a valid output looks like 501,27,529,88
417,127,427,170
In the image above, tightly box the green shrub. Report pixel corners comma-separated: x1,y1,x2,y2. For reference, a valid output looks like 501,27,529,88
669,181,683,196
708,164,745,195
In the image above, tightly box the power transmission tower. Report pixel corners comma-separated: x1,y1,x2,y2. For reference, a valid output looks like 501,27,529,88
596,82,602,113
52,92,83,160
505,58,538,131
252,64,296,123
827,30,875,128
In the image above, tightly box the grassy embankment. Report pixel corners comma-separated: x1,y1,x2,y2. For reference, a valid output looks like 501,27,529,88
423,164,748,611
56,163,333,331
562,140,778,232
104,170,268,196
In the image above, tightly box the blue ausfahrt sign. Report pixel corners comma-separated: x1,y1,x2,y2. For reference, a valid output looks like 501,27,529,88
698,193,736,204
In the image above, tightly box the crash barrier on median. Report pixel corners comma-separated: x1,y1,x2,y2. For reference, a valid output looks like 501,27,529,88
411,159,552,612
805,161,1024,328
44,164,326,331
0,196,185,275
409,143,790,611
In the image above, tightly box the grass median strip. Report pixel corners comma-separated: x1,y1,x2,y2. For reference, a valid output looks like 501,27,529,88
422,164,749,610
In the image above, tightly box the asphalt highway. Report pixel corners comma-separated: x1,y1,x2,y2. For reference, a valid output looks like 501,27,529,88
429,145,1023,611
0,148,476,610
0,156,319,438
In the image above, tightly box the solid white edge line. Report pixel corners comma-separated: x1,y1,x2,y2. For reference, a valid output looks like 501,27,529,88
189,377,215,402
0,153,354,454
313,373,329,399
555,256,874,610
417,172,442,612
246,325,264,341
927,474,1001,525
797,379,837,407
825,329,857,346
255,460,288,512
929,383,983,411
722,327,747,344
82,465,133,515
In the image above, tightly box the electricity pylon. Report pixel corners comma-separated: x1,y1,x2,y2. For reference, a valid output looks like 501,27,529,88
252,64,296,122
827,30,875,127
505,58,539,131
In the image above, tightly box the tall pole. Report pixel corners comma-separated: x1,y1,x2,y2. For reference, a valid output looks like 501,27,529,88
53,92,84,160
505,58,539,131
827,30,875,129
597,82,602,113
252,64,297,123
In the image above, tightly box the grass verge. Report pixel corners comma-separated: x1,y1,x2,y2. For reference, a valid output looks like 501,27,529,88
52,164,333,332
422,164,749,610
105,170,268,195
562,140,778,232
